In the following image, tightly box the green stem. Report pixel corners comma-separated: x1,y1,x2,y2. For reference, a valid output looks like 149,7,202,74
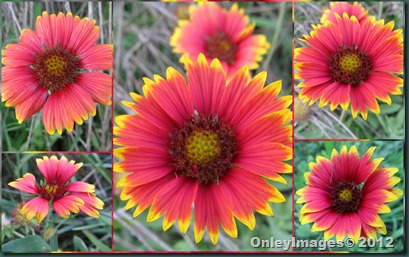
377,2,383,20
42,207,52,240
262,2,286,71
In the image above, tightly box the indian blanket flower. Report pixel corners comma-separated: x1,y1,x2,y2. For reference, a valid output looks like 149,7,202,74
296,146,403,242
321,2,368,24
115,54,292,244
8,156,104,223
2,12,113,135
295,13,403,119
170,2,270,80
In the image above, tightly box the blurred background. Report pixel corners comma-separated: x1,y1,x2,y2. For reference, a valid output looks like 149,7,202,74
2,153,112,252
1,2,113,151
294,141,404,252
294,2,404,139
112,2,293,251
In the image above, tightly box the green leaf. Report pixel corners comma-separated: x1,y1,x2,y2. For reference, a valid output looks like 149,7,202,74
2,235,51,253
380,103,401,114
82,230,111,251
50,232,58,251
73,236,89,252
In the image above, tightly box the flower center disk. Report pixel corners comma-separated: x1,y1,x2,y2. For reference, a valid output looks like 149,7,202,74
34,48,79,91
330,181,362,213
39,183,67,202
329,46,371,86
169,115,238,184
205,31,237,64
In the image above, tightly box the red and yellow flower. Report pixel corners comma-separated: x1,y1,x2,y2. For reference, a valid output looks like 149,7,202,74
321,2,368,24
9,156,104,223
170,2,270,80
295,13,403,119
2,12,113,135
115,54,292,244
296,146,403,242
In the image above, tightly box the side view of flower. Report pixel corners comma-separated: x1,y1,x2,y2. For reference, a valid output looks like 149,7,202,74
114,54,292,244
8,155,104,223
170,2,270,80
296,145,403,242
2,11,113,135
295,13,403,120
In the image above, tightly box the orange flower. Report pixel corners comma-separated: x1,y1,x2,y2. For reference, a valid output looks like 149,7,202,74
170,3,269,80
9,156,104,223
115,54,292,244
297,146,402,242
321,2,369,24
295,14,403,119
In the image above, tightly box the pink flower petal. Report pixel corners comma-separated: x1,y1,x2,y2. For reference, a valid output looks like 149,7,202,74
8,173,40,194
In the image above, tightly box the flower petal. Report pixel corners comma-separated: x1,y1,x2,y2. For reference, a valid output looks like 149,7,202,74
147,177,198,233
194,183,237,244
8,173,40,194
21,197,50,224
53,194,84,219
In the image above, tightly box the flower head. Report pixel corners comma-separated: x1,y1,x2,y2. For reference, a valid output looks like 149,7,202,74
296,146,403,242
295,13,403,119
2,12,113,135
115,54,292,244
8,156,104,223
170,3,270,80
321,2,368,24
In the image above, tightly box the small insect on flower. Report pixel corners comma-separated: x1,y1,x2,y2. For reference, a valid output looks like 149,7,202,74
2,12,113,135
8,156,104,223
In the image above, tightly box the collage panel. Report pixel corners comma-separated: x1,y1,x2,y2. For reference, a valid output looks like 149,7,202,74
113,2,293,251
1,1,113,151
1,153,112,253
293,2,404,139
294,141,404,252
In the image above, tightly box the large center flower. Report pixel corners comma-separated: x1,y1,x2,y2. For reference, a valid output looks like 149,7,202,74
169,115,237,184
34,48,79,91
114,54,292,244
295,13,403,119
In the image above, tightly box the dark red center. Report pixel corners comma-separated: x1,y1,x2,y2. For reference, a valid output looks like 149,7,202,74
33,47,79,91
39,182,68,202
329,46,371,86
169,115,238,184
205,31,237,64
330,181,362,213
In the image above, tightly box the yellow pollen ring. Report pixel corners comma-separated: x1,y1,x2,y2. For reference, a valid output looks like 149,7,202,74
45,55,67,76
339,53,361,73
219,39,232,51
338,188,353,202
186,130,220,164
45,184,59,195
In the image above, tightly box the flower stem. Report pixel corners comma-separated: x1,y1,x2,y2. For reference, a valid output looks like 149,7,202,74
42,208,52,240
